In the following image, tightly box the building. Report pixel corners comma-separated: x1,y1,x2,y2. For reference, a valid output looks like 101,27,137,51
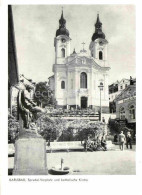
114,79,136,129
49,11,110,112
109,78,130,103
109,77,135,113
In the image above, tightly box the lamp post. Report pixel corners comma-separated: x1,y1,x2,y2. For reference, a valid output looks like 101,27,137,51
98,82,104,121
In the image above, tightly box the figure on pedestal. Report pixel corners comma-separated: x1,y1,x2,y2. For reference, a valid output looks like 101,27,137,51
18,84,44,130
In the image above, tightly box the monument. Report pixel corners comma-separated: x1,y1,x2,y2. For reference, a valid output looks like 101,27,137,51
12,84,48,175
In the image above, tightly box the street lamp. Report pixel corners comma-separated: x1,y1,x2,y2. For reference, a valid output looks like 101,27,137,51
98,82,104,121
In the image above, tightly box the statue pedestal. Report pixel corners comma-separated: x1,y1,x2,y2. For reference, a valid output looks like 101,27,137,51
13,130,48,175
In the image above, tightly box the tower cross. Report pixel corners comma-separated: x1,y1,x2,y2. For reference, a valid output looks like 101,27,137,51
82,42,85,50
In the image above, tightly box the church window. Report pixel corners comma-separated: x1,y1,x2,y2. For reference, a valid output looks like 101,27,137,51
80,72,87,88
99,51,103,60
61,81,65,89
61,48,65,58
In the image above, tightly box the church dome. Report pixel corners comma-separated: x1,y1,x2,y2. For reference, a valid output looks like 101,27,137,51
92,31,105,41
92,14,106,41
56,28,69,37
56,10,70,37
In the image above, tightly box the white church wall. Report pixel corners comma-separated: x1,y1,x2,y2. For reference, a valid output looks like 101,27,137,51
51,12,111,111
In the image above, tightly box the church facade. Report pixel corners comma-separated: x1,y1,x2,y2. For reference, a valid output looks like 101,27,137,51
49,11,110,112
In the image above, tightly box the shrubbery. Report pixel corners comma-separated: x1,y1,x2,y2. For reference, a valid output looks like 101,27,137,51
37,113,106,142
8,113,20,143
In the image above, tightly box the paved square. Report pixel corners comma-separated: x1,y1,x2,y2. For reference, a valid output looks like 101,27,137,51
9,146,135,175
47,150,135,175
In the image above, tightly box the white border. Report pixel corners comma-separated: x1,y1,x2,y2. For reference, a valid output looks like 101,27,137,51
0,0,141,195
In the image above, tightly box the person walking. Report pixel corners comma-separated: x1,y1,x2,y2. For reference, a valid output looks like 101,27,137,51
84,138,87,152
101,136,107,151
118,131,126,151
126,132,132,149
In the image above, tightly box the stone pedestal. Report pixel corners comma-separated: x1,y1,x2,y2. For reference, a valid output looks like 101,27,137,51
13,130,48,175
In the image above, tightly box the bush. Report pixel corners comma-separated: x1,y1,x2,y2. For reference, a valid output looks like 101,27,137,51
69,120,105,141
37,114,106,142
37,115,68,141
8,113,20,143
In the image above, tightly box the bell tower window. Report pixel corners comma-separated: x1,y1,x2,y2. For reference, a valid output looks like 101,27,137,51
61,48,65,58
61,81,65,89
99,51,103,60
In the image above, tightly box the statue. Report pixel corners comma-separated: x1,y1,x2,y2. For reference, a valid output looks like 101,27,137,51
18,84,44,130
13,83,48,175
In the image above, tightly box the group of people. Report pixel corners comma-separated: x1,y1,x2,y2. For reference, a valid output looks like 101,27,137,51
83,131,133,152
83,136,107,152
118,131,133,151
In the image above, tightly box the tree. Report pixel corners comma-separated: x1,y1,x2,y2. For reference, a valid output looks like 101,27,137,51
34,82,56,108
37,114,68,141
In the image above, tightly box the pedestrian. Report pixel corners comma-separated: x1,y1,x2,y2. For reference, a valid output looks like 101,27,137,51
86,137,92,152
84,138,87,152
118,131,126,151
101,136,107,151
114,134,118,142
102,117,105,123
126,132,132,149
47,140,50,147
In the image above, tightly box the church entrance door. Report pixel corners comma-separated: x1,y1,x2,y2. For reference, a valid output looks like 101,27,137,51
81,97,88,109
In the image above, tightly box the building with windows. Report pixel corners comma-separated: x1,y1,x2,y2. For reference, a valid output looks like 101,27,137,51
115,80,136,125
109,77,135,113
109,79,130,103
49,11,110,112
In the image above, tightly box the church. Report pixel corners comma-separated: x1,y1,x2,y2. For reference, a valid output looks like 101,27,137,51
49,10,110,112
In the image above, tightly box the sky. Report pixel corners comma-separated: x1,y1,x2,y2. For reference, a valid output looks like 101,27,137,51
12,4,135,84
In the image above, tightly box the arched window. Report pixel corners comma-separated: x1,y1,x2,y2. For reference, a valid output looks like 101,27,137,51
129,105,135,119
99,51,103,60
119,107,125,120
61,81,65,89
80,72,87,88
61,48,65,58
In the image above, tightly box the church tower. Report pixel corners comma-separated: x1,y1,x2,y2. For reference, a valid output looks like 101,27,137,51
50,10,110,113
54,10,71,64
89,14,109,67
